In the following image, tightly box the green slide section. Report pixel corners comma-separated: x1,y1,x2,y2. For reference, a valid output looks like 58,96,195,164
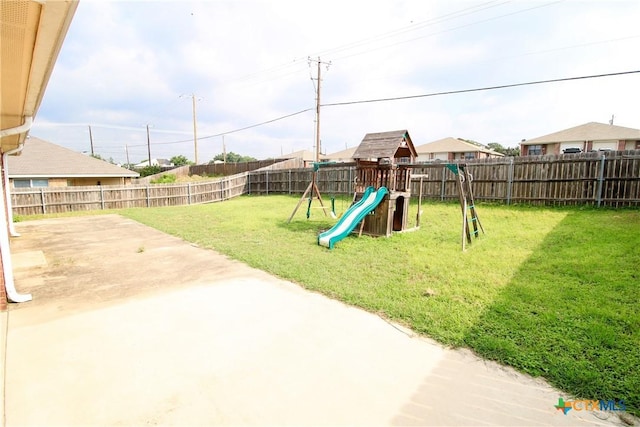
318,186,389,249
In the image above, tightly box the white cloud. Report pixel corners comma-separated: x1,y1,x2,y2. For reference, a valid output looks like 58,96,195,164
31,0,640,163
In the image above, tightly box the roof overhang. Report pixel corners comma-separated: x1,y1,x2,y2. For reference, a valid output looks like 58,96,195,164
0,0,78,152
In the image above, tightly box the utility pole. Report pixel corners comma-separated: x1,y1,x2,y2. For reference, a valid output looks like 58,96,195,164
222,135,226,164
310,56,331,163
146,124,152,166
315,58,321,163
191,93,199,164
287,56,333,223
125,144,130,168
180,93,201,164
88,125,94,156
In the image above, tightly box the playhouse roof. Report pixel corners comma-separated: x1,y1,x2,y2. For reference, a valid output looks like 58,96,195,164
352,130,418,160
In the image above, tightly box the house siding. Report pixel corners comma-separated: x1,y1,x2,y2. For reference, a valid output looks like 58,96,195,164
49,178,67,187
592,141,618,151
67,177,128,186
10,177,130,188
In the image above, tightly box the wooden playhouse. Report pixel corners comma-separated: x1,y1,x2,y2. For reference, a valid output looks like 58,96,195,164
351,130,417,237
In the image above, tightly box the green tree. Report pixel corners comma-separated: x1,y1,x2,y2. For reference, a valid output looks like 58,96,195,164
170,155,193,166
210,151,257,163
487,142,520,156
90,153,116,164
138,165,162,177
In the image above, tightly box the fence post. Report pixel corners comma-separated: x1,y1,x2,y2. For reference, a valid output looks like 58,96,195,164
100,186,105,210
248,172,251,195
266,170,269,195
347,166,356,194
40,188,46,214
146,185,150,208
440,169,447,201
596,154,606,207
506,157,514,205
187,182,192,204
288,170,291,195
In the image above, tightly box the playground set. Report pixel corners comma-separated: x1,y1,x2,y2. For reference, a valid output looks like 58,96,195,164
291,129,484,250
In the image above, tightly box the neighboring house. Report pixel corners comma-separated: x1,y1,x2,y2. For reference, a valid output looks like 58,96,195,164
520,122,640,156
322,146,357,163
134,158,174,168
414,137,504,162
276,149,317,168
8,137,138,188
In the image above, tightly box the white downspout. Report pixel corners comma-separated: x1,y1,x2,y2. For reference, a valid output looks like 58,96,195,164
0,117,32,138
3,143,24,237
0,117,33,303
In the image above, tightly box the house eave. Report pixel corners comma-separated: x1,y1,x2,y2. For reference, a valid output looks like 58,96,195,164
0,0,79,151
9,174,139,179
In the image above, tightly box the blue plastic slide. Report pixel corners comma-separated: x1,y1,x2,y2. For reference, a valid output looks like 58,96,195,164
318,186,389,249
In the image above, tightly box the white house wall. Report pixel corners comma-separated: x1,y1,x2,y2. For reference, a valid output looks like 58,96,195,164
560,141,584,151
592,141,618,151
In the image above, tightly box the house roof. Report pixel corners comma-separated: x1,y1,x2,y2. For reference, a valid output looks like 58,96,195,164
352,130,417,160
276,149,316,162
415,137,504,156
7,137,139,178
522,122,640,145
322,147,357,161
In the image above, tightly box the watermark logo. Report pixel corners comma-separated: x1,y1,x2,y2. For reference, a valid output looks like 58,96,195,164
555,398,626,415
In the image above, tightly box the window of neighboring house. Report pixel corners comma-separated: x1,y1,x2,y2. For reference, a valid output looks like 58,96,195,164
464,152,475,160
528,145,543,155
13,179,49,188
13,180,30,188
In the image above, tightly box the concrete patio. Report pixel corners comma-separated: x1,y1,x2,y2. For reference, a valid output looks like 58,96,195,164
3,215,628,426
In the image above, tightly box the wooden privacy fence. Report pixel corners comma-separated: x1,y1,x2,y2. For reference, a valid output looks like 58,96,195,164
11,150,640,215
12,173,249,215
247,151,640,207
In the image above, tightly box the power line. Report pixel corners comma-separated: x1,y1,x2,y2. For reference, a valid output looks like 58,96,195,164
321,70,640,107
186,1,520,94
312,0,511,59
65,69,640,151
198,108,313,140
330,1,564,62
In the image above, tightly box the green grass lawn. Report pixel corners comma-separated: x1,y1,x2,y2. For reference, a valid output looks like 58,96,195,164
26,195,640,415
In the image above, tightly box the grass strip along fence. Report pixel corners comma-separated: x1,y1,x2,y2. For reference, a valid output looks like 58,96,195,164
10,150,640,215
116,196,640,417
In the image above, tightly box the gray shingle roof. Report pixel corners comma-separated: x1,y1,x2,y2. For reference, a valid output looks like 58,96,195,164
415,137,504,156
7,137,139,178
352,130,417,160
522,122,640,145
275,149,316,162
322,147,357,161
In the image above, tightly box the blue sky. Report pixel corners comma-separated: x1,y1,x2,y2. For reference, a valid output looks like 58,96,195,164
31,0,640,164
